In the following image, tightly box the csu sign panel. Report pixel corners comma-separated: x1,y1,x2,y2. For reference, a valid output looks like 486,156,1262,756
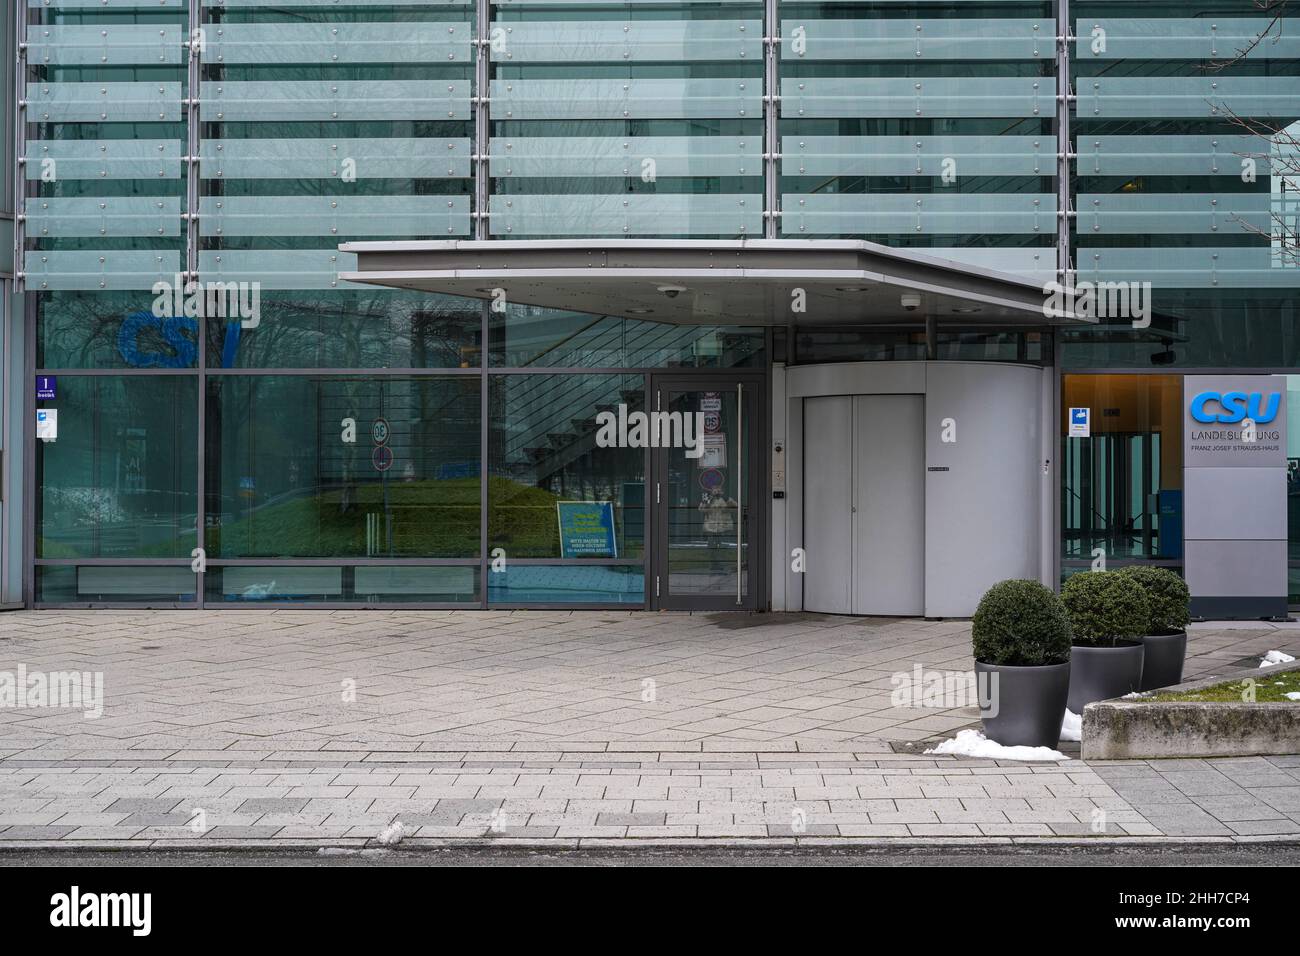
1181,375,1287,619
1183,375,1286,468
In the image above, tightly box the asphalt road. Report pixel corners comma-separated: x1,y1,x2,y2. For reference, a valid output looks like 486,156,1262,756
3,842,1299,867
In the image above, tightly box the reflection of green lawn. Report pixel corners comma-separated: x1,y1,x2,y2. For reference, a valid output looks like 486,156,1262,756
40,478,645,560
208,477,573,558
38,538,190,560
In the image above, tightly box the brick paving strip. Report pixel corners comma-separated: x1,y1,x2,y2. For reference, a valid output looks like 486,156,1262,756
0,611,1298,848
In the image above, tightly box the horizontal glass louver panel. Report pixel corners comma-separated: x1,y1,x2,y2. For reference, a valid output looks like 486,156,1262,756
199,196,471,237
495,0,756,5
488,194,763,236
1077,18,1300,60
199,250,362,290
783,136,1050,176
490,136,760,177
29,0,184,7
1075,247,1300,288
203,81,470,121
779,19,1054,61
788,0,1045,3
1076,135,1274,176
780,78,1048,118
1079,78,1300,119
26,25,185,66
488,21,760,63
204,0,470,5
1076,193,1273,235
200,138,472,179
203,23,473,65
26,82,182,123
781,193,1057,235
491,79,760,120
25,140,183,180
24,251,182,291
928,247,1055,282
24,197,182,237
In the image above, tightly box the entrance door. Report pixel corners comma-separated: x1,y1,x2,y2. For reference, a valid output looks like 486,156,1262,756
802,393,925,616
652,377,762,610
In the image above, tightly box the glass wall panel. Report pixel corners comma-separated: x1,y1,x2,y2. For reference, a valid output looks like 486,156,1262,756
1065,2,1300,368
490,303,763,368
36,375,198,559
488,373,645,560
793,327,1047,364
206,376,481,559
1061,374,1184,565
777,0,1057,278
205,291,481,369
204,565,478,604
40,290,199,370
37,565,198,604
487,564,643,604
488,0,765,239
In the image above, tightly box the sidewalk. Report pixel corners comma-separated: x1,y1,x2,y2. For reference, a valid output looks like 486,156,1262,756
1,610,1297,848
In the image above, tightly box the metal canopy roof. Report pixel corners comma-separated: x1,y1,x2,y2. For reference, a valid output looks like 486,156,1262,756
338,239,1086,326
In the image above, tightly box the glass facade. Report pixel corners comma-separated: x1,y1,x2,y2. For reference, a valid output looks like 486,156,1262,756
13,0,1300,606
1061,374,1183,567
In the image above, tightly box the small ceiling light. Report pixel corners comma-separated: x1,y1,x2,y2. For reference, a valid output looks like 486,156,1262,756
951,306,982,314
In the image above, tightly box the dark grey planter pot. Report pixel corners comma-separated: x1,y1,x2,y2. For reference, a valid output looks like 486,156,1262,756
1067,641,1145,713
1139,630,1187,691
974,659,1071,750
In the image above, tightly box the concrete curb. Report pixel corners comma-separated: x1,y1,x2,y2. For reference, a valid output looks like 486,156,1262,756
1082,660,1300,759
3,834,1299,852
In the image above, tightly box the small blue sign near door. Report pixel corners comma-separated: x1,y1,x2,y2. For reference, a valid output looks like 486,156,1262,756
1068,406,1090,438
36,376,57,401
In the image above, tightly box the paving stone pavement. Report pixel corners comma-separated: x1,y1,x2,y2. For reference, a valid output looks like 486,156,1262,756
0,610,1297,847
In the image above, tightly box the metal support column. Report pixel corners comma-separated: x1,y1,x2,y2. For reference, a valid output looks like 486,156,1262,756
1056,0,1073,285
762,0,778,239
189,0,204,605
14,0,27,296
474,0,490,240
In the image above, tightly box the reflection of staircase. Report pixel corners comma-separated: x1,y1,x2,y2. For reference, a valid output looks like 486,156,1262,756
500,319,719,482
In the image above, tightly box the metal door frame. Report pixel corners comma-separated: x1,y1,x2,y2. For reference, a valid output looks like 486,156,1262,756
649,373,767,611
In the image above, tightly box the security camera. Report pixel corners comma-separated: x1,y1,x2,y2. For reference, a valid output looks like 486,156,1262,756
658,285,686,299
901,293,922,312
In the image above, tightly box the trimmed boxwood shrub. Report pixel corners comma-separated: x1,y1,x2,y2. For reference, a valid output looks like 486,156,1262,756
971,579,1072,666
1116,565,1191,635
1060,570,1151,647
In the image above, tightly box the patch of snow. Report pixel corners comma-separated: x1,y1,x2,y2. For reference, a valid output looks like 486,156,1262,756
1060,709,1082,742
376,820,406,846
1260,650,1296,668
1284,692,1300,702
1121,691,1145,700
925,729,1067,762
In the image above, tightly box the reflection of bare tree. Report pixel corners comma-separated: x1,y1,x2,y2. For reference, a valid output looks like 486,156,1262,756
1205,1,1287,67
1206,2,1300,264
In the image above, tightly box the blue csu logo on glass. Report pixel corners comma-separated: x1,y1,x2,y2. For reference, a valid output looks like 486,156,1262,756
1189,391,1281,424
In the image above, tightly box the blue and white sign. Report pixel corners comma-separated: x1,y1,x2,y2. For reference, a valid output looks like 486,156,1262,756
36,376,57,401
1068,407,1090,438
36,408,58,442
556,501,618,558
